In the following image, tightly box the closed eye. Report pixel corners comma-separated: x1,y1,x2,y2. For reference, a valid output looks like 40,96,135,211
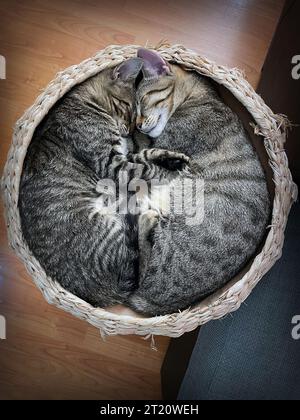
140,86,174,110
140,86,170,103
152,86,174,107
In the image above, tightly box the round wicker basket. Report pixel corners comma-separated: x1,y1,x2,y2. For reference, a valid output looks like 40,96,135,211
2,44,298,338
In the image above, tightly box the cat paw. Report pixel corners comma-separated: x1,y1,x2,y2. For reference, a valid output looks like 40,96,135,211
152,152,190,171
139,210,160,232
165,151,190,164
155,158,187,171
111,154,127,168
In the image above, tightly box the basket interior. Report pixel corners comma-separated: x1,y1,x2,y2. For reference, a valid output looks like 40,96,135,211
21,71,274,319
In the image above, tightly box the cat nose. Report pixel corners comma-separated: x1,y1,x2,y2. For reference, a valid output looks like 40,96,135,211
136,116,144,130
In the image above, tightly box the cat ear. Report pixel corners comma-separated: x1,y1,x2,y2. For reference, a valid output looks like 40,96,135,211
112,58,144,82
137,48,172,79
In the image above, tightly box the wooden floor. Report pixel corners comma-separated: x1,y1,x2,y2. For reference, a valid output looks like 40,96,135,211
0,0,284,400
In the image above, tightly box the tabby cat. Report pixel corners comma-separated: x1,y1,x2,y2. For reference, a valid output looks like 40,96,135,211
19,58,148,308
19,56,191,309
127,48,271,316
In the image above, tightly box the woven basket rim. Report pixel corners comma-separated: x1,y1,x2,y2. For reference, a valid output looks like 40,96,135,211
2,43,298,338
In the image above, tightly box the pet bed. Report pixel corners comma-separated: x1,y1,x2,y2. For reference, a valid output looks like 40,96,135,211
2,44,297,338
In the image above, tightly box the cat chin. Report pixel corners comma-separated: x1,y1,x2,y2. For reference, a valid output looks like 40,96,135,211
147,110,169,138
148,125,165,138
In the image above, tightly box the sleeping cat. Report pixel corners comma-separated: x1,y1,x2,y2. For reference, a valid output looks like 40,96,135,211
127,48,271,316
19,58,146,308
19,57,188,309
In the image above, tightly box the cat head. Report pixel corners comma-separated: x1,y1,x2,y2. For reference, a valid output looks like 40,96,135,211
106,58,144,132
135,48,178,138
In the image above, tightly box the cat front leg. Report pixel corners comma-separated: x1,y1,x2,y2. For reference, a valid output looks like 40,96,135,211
128,148,190,179
107,147,191,182
131,148,190,166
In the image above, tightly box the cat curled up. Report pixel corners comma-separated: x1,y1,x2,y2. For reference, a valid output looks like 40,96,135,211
127,48,271,316
19,50,271,316
19,59,143,307
20,58,187,308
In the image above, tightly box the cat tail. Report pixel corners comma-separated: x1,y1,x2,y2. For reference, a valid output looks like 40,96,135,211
118,213,140,293
127,292,162,316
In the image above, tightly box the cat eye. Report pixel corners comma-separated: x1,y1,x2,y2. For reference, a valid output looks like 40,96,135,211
140,86,170,102
141,86,174,108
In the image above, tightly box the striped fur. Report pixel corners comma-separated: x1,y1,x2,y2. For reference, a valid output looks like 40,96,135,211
128,51,271,316
19,60,144,308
